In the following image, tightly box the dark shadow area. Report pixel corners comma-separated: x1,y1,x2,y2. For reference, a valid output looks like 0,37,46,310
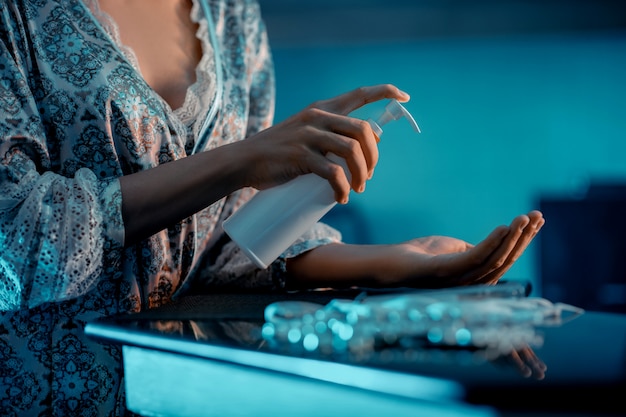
538,182,626,313
259,0,626,46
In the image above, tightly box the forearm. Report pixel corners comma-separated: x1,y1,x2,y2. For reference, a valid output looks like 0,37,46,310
286,243,404,289
119,141,250,246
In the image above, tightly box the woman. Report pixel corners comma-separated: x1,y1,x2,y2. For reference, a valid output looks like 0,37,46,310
0,0,544,415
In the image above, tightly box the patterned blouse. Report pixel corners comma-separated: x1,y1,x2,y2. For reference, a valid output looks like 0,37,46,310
0,0,340,415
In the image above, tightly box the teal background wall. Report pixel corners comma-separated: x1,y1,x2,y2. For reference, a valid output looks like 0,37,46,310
260,1,626,295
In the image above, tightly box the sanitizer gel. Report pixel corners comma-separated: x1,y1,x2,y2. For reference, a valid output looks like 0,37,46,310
222,99,421,269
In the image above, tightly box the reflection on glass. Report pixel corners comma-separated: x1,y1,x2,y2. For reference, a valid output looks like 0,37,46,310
130,285,581,382
169,316,548,380
260,285,583,380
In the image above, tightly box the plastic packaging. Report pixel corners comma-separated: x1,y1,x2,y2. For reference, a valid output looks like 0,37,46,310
261,284,584,356
222,100,421,269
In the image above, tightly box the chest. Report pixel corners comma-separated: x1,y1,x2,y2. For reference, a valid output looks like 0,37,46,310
98,0,202,109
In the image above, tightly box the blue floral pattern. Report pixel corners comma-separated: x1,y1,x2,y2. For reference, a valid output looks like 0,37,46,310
0,0,340,415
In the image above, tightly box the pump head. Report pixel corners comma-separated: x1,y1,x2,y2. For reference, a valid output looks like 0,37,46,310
368,99,421,137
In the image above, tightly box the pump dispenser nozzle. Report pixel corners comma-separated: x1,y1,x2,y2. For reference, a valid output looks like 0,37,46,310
368,99,421,137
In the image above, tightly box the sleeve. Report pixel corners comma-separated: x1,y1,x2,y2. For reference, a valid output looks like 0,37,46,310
0,10,125,311
189,1,342,293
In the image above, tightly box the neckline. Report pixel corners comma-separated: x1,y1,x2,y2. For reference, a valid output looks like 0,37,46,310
82,0,211,114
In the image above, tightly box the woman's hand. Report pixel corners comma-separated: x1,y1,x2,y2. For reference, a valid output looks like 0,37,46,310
242,84,410,203
286,210,545,289
120,84,407,244
394,210,546,287
492,344,547,380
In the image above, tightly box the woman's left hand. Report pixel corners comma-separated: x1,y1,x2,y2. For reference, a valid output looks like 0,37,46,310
286,210,545,289
394,210,545,287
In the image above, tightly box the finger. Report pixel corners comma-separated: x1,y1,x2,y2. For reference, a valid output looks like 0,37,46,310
502,211,544,255
434,215,527,286
484,214,532,278
506,349,533,378
458,214,532,285
502,211,545,265
517,345,547,380
311,84,410,115
300,108,379,192
323,114,379,188
306,151,352,204
476,211,545,284
426,225,509,283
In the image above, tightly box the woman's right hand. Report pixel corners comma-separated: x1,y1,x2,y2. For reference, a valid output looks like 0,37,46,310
120,84,409,245
241,84,410,204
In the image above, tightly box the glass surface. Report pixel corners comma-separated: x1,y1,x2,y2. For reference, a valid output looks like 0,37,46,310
85,289,626,414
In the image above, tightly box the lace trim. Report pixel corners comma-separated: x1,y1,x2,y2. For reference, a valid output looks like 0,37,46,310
82,0,216,138
181,0,217,140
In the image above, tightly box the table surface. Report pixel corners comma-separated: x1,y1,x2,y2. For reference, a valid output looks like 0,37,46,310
85,288,626,416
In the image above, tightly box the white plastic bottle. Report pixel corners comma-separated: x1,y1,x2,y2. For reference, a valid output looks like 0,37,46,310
222,99,421,269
